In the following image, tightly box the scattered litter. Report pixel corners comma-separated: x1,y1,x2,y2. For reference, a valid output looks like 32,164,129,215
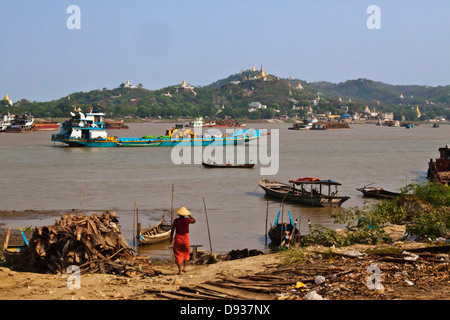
315,275,326,285
304,290,326,300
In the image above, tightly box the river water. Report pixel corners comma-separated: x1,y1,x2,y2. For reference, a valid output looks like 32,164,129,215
0,122,448,258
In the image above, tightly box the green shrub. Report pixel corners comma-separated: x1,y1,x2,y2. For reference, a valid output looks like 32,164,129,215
406,208,449,239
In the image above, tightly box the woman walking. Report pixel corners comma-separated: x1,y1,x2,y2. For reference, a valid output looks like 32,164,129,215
170,206,196,274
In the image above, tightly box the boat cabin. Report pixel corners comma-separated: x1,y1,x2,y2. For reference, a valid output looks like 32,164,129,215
53,111,108,141
289,178,342,197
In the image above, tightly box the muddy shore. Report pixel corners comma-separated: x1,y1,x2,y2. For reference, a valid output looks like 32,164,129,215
0,211,448,301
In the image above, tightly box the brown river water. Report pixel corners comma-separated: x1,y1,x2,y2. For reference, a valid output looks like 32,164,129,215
0,122,448,258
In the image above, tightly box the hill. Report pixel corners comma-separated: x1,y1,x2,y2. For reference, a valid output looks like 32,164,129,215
1,69,449,121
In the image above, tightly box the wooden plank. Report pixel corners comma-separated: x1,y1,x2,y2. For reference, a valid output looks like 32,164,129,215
197,283,269,300
207,280,281,294
204,281,276,300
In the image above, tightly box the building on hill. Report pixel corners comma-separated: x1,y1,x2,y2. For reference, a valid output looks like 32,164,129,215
177,79,197,95
124,80,137,89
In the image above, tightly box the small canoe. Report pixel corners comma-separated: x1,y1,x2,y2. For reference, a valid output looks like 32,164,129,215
138,215,172,245
356,187,401,199
202,162,255,168
3,245,27,264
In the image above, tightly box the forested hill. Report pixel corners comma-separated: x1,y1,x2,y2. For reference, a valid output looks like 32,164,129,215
1,69,449,121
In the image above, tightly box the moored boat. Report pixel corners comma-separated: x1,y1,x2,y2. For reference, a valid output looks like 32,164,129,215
356,186,402,199
259,177,350,207
2,226,28,265
137,215,172,245
267,210,299,247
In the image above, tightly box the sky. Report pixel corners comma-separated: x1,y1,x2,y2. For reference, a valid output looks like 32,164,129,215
1,0,449,102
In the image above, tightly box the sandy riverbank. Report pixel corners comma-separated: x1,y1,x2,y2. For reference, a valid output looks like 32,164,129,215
1,220,448,300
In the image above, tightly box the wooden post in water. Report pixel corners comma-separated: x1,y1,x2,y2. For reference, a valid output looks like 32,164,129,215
80,182,83,210
265,200,269,246
136,207,139,244
133,201,136,247
171,184,174,223
203,197,213,253
3,227,11,250
280,204,284,247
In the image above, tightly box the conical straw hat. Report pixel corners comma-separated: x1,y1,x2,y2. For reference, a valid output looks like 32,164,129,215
175,206,191,216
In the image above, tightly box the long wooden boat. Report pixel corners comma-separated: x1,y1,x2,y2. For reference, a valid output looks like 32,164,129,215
267,210,299,247
202,161,255,169
356,186,402,199
138,216,172,245
259,178,350,207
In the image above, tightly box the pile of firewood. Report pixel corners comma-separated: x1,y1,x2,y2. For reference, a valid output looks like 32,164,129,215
16,211,159,277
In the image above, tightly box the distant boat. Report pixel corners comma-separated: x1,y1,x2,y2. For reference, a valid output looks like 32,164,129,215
104,119,129,130
406,123,415,129
137,215,172,245
356,186,402,199
259,177,350,207
267,210,299,247
202,160,255,169
34,121,61,131
0,112,14,132
5,113,35,133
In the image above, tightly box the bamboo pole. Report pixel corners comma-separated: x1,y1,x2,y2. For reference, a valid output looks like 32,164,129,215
203,198,213,253
133,201,136,247
265,200,269,246
3,227,11,250
171,184,174,223
280,204,284,247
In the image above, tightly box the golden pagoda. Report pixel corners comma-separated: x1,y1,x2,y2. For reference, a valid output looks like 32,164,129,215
259,65,267,78
3,92,12,105
181,79,187,87
252,65,256,72
416,105,421,118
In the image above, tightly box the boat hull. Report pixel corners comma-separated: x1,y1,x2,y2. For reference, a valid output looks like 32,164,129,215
356,187,401,199
34,123,60,131
52,136,255,147
202,162,255,168
259,180,349,207
268,224,299,247
3,245,27,264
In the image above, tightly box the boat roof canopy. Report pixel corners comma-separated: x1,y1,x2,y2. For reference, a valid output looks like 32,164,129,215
289,178,342,186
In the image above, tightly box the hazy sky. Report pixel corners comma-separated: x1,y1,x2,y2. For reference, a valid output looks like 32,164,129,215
1,0,449,101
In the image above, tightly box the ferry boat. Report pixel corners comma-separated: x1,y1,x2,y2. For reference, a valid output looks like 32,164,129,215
0,112,15,132
5,113,35,133
51,111,261,147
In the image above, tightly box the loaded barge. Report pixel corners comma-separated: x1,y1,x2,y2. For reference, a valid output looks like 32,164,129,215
51,111,261,147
